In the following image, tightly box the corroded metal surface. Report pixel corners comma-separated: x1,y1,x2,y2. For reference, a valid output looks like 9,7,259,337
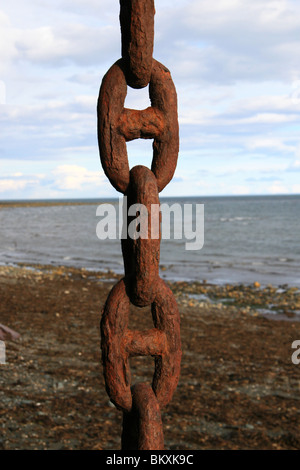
100,278,181,414
97,58,179,194
122,165,161,307
97,0,181,450
121,383,165,450
120,0,155,89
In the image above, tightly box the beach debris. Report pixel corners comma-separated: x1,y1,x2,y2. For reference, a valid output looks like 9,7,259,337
0,324,20,341
0,263,300,450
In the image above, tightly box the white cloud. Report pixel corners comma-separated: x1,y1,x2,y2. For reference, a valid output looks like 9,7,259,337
52,164,104,190
157,0,300,84
286,145,300,171
14,24,119,66
246,138,294,153
0,178,28,193
54,0,118,17
289,160,300,171
227,93,300,115
0,12,18,75
290,80,300,103
292,184,300,193
240,112,298,124
268,181,288,194
0,164,107,197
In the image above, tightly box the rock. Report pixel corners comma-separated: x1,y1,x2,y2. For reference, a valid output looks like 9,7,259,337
245,424,255,431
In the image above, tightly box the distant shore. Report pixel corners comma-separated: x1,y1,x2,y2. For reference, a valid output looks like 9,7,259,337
0,200,102,209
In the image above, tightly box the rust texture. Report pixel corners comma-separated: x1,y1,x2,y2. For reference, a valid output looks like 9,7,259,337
122,165,161,307
100,278,181,414
120,0,155,89
97,58,179,194
121,384,165,450
97,0,181,450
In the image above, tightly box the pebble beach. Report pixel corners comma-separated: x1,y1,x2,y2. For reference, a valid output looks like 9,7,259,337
0,263,299,450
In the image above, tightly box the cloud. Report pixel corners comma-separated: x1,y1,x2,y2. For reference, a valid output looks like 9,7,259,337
0,164,109,198
157,0,300,84
286,145,300,171
0,80,6,105
292,184,300,193
0,12,18,75
288,160,300,171
268,181,289,194
246,138,295,154
0,170,44,194
226,93,300,116
14,24,119,67
1,1,300,199
53,0,118,17
240,112,298,124
0,3,119,71
0,178,28,193
0,95,98,161
52,164,104,190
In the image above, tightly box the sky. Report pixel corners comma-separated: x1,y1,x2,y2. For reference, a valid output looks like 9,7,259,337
0,0,300,200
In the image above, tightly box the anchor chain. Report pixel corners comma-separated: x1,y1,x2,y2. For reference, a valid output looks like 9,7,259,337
97,0,181,450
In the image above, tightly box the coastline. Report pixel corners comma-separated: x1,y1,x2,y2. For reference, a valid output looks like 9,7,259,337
1,196,299,289
0,263,300,449
0,200,102,209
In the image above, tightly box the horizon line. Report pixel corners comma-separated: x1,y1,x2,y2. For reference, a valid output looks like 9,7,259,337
1,193,300,204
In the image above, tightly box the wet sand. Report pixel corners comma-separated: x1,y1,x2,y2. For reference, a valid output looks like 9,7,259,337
0,264,299,450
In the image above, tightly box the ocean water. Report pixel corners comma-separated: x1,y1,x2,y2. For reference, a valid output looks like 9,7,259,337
0,195,299,287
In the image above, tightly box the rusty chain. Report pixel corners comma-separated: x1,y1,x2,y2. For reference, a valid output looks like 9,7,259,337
97,0,181,450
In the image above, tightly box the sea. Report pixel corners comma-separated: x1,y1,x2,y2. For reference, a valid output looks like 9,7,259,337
0,195,299,288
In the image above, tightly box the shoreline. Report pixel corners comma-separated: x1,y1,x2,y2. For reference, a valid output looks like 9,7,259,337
1,259,300,290
1,262,300,322
1,198,299,291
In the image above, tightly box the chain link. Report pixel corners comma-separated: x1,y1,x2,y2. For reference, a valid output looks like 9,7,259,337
97,0,181,450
